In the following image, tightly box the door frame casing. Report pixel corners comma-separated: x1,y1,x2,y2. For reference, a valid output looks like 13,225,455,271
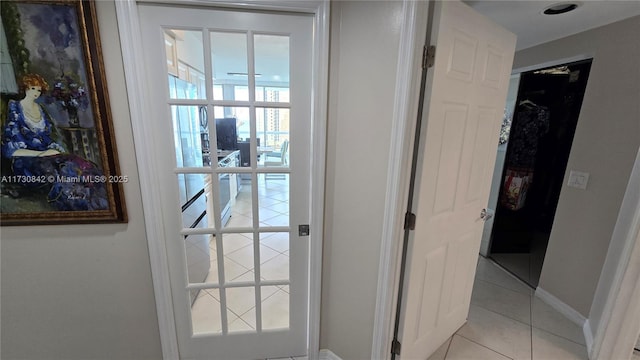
114,1,330,359
371,0,430,358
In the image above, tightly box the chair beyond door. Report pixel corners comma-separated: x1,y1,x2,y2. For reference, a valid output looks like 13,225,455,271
264,140,288,180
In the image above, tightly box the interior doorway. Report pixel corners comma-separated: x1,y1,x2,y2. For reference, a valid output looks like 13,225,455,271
136,4,315,359
488,59,593,287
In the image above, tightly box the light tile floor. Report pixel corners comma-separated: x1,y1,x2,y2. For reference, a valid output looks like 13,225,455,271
490,250,545,288
429,256,589,360
190,176,291,334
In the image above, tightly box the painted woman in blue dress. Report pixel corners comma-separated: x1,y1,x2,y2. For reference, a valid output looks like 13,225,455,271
2,74,66,158
1,74,108,211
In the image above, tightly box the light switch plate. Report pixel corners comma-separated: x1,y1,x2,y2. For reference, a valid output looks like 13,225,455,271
568,170,589,190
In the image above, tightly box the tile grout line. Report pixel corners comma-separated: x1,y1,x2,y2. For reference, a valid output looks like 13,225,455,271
227,286,287,320
531,324,589,347
232,316,254,331
443,337,452,359
476,276,533,296
471,287,533,328
260,242,290,255
479,258,535,290
528,289,589,347
480,265,588,348
472,302,531,328
226,306,256,331
454,334,515,360
473,257,588,360
214,231,290,259
476,277,532,296
483,256,536,288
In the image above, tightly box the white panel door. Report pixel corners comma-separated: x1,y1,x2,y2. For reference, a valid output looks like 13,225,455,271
138,4,312,359
398,1,516,358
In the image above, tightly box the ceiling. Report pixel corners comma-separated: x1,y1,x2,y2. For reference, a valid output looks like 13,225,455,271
464,0,640,50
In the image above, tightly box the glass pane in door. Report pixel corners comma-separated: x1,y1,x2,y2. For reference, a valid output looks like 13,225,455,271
225,287,255,328
261,285,289,330
213,106,249,158
185,233,214,284
223,233,255,278
210,32,248,101
257,108,289,168
220,233,255,283
224,173,253,229
190,288,222,334
178,173,216,229
260,232,289,281
254,34,289,102
171,105,209,168
165,29,206,100
258,174,289,227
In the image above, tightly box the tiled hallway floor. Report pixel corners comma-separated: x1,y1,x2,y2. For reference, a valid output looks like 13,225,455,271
429,256,589,360
490,252,544,288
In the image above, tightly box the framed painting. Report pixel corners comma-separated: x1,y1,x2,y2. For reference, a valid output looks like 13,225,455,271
0,0,127,225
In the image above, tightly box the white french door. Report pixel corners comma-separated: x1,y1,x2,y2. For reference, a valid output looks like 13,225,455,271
138,4,313,359
398,1,516,358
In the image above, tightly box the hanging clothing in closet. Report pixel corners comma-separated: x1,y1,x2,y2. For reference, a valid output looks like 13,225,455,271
500,101,550,210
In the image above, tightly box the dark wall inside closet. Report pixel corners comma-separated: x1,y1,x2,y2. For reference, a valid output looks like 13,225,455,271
489,59,592,287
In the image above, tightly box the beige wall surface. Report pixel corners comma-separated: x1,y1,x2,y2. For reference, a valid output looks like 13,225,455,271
0,2,163,359
7,3,636,359
321,1,404,358
513,16,640,317
587,148,640,345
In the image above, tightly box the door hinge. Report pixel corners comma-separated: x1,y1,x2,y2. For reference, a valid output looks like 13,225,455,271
422,45,436,69
404,212,416,230
391,338,402,355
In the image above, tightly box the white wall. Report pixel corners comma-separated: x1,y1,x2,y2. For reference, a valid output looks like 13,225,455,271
321,1,404,358
0,2,162,359
512,16,640,317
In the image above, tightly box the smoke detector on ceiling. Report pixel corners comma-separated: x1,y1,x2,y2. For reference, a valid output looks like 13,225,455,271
543,2,580,15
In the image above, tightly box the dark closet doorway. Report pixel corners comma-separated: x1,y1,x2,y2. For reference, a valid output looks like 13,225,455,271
489,59,593,287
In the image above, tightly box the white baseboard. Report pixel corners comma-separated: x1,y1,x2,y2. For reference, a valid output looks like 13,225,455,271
583,319,594,354
319,349,343,360
535,287,587,327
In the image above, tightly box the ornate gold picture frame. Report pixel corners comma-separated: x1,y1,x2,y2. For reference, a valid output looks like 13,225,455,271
1,0,127,225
